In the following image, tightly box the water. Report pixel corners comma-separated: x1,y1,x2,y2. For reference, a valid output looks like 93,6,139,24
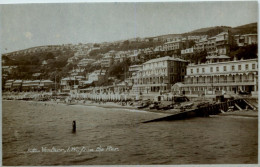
2,100,258,165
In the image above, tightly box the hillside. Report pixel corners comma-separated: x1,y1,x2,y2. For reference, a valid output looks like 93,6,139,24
156,22,257,39
2,22,257,83
189,26,231,34
231,22,257,34
156,33,182,39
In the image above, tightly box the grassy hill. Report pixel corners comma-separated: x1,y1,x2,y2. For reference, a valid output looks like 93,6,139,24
231,22,257,34
156,22,257,39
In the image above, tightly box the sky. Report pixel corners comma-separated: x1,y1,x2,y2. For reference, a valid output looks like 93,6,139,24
0,1,258,53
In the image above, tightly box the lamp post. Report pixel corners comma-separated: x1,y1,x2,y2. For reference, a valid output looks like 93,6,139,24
55,74,56,93
211,75,213,95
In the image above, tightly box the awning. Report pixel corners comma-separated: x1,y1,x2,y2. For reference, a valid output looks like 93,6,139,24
83,80,94,84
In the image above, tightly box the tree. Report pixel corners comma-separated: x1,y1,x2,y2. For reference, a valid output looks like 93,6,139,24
231,44,258,60
197,50,208,63
45,52,55,60
93,43,100,47
123,40,130,45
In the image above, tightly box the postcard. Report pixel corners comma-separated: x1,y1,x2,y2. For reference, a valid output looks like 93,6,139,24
1,1,258,166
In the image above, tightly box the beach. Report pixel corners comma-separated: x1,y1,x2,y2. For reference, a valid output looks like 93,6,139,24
2,100,258,165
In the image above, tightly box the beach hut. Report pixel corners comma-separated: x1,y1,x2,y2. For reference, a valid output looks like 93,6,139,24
12,80,23,92
4,80,14,91
40,80,54,92
171,82,185,95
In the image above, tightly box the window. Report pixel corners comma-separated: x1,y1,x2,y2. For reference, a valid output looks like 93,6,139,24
245,64,249,70
232,65,235,71
210,67,213,72
252,64,255,69
191,69,193,74
216,67,219,72
202,68,205,73
238,65,241,70
197,68,199,73
224,66,226,71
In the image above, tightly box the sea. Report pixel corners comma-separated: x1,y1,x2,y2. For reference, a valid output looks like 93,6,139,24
2,100,258,165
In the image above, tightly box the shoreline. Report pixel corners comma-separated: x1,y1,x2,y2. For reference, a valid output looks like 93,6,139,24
2,99,161,114
219,110,258,118
2,99,257,118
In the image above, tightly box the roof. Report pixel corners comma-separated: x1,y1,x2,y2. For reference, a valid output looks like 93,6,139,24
41,80,53,83
215,31,228,37
62,77,76,81
164,40,182,44
83,80,94,84
206,55,218,59
143,56,187,64
129,53,138,57
218,55,231,59
13,80,23,83
171,82,185,88
129,65,142,68
198,38,208,42
23,80,33,83
75,76,85,79
206,55,230,59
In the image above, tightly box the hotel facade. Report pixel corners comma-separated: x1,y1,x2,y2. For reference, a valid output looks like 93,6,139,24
131,56,188,94
183,58,258,95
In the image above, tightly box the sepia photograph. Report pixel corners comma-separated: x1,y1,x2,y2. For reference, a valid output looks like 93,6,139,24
1,1,258,165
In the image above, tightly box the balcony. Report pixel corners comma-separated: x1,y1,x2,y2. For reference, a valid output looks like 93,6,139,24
184,79,255,86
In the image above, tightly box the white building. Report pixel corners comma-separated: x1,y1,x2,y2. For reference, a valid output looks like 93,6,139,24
77,58,95,67
101,54,113,68
132,56,188,94
163,40,184,51
128,53,139,62
194,31,231,57
88,70,106,82
234,34,258,47
183,58,258,95
181,47,194,56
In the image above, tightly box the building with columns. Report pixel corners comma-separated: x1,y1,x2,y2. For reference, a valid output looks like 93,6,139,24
131,56,188,94
183,58,258,95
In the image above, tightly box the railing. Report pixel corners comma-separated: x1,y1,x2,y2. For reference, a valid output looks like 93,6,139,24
184,79,254,84
136,82,166,85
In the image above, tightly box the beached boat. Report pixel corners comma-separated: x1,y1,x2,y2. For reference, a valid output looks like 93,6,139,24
137,103,150,109
137,100,151,109
162,104,175,110
149,103,159,109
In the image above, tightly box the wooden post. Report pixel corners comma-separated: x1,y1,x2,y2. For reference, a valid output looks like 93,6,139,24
72,120,76,132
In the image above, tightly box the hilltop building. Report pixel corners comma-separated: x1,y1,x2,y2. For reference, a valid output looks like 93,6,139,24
234,34,258,46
